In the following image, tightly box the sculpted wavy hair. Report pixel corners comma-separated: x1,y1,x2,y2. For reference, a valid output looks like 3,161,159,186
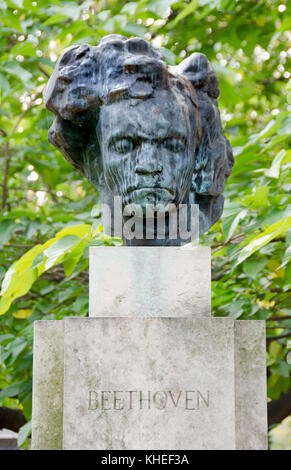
44,34,233,233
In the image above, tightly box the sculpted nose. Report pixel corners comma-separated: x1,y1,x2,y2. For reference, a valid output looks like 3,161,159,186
135,142,163,175
135,163,162,175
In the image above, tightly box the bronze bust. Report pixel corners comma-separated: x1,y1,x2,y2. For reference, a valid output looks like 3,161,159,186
44,34,233,245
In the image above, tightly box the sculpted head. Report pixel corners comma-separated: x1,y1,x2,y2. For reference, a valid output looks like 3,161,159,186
44,34,233,243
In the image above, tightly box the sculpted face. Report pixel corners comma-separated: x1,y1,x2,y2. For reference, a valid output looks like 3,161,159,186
99,91,197,213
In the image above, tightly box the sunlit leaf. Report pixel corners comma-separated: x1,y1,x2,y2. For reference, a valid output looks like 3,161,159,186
17,420,32,447
13,309,33,319
236,217,291,266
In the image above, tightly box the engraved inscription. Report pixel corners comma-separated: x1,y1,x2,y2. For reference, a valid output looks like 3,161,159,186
88,390,210,411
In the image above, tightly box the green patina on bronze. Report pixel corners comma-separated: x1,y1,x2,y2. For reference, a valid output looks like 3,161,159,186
44,35,233,245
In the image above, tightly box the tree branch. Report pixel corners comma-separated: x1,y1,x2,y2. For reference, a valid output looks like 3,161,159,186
1,91,43,209
267,316,291,322
211,270,230,281
0,127,7,137
0,184,73,202
5,243,34,249
211,233,244,249
1,143,11,210
10,91,42,136
37,63,50,79
267,332,291,344
266,326,289,329
42,180,57,203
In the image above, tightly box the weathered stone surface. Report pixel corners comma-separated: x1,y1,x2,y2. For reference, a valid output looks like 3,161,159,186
89,246,211,317
43,35,234,245
62,317,236,450
32,316,268,450
31,321,64,450
0,429,18,450
234,320,268,450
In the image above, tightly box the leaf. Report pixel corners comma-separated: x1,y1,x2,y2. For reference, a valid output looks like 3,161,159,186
267,259,284,279
120,2,137,16
279,245,291,269
0,381,22,400
1,61,32,84
63,239,87,277
0,244,43,296
10,41,37,57
160,47,176,65
43,234,79,269
235,216,291,266
270,361,291,379
0,8,23,31
170,0,199,26
0,220,20,246
122,23,146,37
148,0,177,18
14,244,43,273
228,300,245,319
21,392,32,420
42,13,68,26
0,269,38,315
269,341,282,358
252,185,269,209
5,337,28,365
0,266,5,284
10,0,24,8
243,258,268,279
55,224,92,240
0,72,10,94
17,420,32,447
226,208,248,241
264,150,287,179
97,10,110,21
0,224,93,316
13,309,33,319
0,334,14,344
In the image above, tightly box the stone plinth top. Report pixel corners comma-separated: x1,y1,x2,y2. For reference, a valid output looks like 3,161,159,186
89,245,211,318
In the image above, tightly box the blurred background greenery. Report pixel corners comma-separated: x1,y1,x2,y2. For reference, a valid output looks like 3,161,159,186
0,0,290,449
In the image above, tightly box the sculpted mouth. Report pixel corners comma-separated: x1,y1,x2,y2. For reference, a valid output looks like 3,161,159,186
125,187,175,197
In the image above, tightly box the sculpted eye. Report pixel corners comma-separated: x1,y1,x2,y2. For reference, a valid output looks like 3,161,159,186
163,137,185,153
111,138,134,155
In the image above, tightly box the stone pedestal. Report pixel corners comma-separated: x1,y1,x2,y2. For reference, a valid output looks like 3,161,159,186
32,246,267,450
89,246,211,317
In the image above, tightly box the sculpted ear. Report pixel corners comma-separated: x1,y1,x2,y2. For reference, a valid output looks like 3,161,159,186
177,52,220,99
175,53,233,231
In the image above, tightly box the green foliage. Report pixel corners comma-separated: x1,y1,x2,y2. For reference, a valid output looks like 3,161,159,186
0,0,290,447
17,419,31,447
